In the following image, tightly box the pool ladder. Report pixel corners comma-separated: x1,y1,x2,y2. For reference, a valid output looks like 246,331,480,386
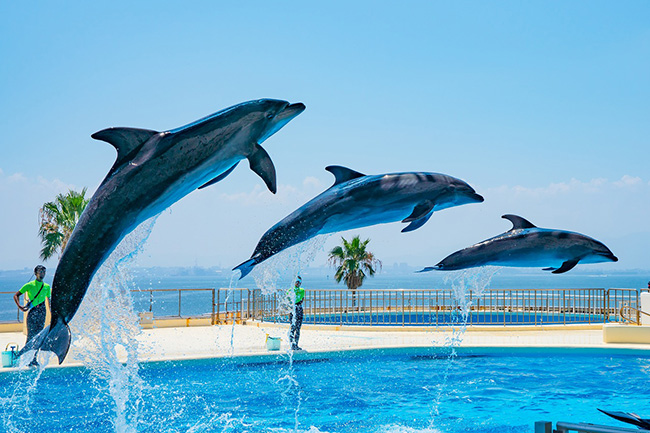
618,303,650,325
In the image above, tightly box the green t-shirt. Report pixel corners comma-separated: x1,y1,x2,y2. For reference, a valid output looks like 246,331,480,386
19,280,51,307
288,285,305,304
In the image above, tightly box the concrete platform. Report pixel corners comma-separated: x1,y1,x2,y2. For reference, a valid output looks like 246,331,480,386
1,321,649,371
603,323,650,344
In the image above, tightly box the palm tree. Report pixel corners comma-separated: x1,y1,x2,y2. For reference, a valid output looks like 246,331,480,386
328,235,382,308
38,188,89,261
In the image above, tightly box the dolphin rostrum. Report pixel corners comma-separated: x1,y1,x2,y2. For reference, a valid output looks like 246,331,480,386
234,166,484,279
23,99,305,364
420,214,618,274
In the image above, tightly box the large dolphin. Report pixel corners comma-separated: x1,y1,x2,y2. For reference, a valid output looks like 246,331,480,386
23,99,305,364
234,166,484,278
420,214,618,273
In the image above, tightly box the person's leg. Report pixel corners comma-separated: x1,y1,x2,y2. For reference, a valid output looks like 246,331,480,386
26,303,46,366
289,310,296,346
293,303,304,349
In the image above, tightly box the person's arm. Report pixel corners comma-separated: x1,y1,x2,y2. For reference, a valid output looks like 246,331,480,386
13,291,28,312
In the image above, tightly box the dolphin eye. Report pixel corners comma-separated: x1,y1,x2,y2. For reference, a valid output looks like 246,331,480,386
266,113,275,120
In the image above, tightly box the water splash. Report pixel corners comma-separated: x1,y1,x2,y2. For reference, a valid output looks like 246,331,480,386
248,235,329,433
251,235,329,296
443,266,500,344
226,270,238,356
427,266,500,430
68,216,159,433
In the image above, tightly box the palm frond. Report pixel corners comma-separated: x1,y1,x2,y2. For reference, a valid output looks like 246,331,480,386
38,188,89,261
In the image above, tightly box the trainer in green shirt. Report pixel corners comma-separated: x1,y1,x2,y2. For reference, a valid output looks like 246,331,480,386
288,276,305,351
13,265,51,367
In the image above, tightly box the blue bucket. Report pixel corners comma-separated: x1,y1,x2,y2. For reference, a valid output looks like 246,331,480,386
265,335,281,351
2,343,19,368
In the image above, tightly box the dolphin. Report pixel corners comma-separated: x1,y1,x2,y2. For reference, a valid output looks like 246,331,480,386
22,99,305,364
234,166,484,279
420,214,618,274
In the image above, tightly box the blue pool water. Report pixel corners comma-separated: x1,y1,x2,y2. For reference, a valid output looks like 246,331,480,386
1,347,649,433
293,311,604,326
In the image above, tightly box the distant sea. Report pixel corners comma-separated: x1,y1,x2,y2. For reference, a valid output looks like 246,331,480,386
1,266,647,322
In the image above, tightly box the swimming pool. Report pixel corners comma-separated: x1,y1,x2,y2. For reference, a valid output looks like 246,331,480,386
1,347,648,433
292,311,604,326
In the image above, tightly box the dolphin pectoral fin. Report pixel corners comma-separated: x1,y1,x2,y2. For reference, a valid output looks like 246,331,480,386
401,212,433,233
325,166,366,187
233,258,257,280
551,259,580,274
248,144,277,193
402,201,435,223
542,267,556,271
198,162,240,189
91,127,159,168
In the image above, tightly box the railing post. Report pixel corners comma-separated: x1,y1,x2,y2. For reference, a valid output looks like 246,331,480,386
211,288,216,325
178,290,182,317
216,288,221,324
637,289,641,325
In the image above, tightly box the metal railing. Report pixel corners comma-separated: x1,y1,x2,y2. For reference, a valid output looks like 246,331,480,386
261,288,623,326
0,291,22,323
1,287,645,327
130,287,255,325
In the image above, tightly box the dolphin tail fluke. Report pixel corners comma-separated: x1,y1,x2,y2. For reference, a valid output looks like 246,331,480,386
16,325,50,357
15,316,71,365
233,259,257,280
41,317,72,364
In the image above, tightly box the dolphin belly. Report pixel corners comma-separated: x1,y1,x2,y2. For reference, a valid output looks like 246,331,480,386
319,206,412,235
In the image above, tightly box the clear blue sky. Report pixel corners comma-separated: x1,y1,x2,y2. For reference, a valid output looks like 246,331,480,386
1,2,648,272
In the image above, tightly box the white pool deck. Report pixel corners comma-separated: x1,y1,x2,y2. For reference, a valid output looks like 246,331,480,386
1,321,650,371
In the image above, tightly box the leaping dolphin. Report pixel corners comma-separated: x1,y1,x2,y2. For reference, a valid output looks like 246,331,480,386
23,99,305,364
234,166,484,279
420,214,618,274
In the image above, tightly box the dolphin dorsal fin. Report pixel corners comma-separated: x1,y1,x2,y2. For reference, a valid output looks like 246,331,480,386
325,165,366,187
502,214,537,230
91,127,159,167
